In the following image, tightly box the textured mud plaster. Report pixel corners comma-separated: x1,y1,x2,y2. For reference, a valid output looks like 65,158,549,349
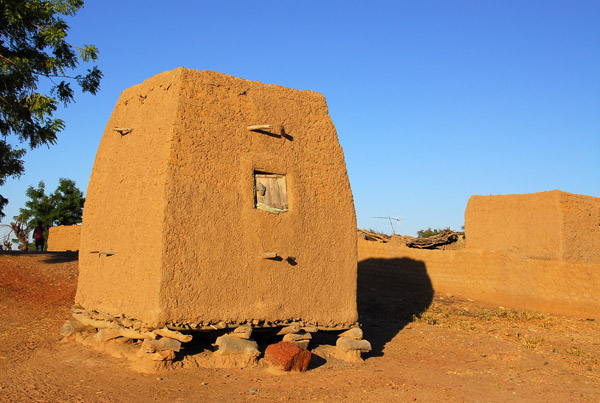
358,237,600,319
77,68,358,327
465,190,600,264
47,225,81,251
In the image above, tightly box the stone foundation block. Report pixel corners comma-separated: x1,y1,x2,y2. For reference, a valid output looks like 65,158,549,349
229,325,253,339
61,320,93,337
95,328,123,342
336,337,372,352
264,341,311,372
214,336,260,357
142,337,181,353
339,327,363,340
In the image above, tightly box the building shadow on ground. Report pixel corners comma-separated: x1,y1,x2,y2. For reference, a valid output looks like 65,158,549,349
42,251,79,264
357,257,433,358
0,250,78,264
0,250,79,264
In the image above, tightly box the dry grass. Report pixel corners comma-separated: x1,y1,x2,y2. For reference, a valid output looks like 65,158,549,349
411,294,600,372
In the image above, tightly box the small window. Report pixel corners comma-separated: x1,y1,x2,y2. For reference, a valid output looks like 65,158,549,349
255,172,288,214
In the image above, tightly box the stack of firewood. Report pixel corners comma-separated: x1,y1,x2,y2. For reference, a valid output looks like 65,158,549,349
404,230,465,249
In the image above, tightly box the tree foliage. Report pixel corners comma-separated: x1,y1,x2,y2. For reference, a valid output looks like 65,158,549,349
0,0,101,218
19,177,85,229
48,177,85,225
0,141,25,217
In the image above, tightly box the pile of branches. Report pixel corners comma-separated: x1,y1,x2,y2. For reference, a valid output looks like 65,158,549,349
404,230,465,249
0,218,30,251
358,229,391,243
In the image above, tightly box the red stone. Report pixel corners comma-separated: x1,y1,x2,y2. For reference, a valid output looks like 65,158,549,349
264,341,311,372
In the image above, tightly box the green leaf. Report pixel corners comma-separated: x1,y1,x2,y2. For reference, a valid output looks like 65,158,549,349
79,44,99,62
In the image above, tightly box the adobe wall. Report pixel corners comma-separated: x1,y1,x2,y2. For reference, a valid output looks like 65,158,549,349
76,71,179,324
77,68,357,328
160,69,357,327
466,190,600,264
559,192,600,264
358,238,600,319
47,225,81,252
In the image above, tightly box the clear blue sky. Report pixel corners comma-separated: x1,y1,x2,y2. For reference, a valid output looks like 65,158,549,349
2,0,599,237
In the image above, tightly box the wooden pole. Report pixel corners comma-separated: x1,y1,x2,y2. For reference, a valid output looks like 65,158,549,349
247,125,272,131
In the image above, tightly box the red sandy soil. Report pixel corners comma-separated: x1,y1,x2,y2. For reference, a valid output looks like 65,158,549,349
0,253,598,402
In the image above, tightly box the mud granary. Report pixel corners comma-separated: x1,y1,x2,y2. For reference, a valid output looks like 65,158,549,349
76,68,358,332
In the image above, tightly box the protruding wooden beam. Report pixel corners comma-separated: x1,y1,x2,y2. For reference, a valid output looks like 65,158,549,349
247,124,272,131
261,252,278,259
90,250,116,256
113,127,132,135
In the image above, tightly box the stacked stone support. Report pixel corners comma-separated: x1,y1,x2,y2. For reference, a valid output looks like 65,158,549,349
335,327,372,362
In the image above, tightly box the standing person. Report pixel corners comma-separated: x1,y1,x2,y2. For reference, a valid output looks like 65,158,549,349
33,221,45,252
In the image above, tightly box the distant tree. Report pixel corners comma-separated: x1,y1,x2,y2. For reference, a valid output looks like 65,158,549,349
0,0,102,218
9,216,30,250
19,178,85,226
416,227,450,238
1,215,31,250
48,178,85,225
15,178,84,249
0,229,13,250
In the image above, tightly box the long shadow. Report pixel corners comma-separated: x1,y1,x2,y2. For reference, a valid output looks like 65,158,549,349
0,250,78,263
42,251,79,264
357,257,433,357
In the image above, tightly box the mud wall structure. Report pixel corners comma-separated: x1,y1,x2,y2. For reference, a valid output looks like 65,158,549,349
358,239,600,319
47,225,81,252
466,190,600,264
358,191,600,319
77,68,357,328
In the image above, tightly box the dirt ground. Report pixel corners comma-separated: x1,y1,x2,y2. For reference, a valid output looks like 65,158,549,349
1,253,598,402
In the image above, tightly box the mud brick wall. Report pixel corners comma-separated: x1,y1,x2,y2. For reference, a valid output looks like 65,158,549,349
465,190,600,264
77,69,357,328
358,238,600,319
47,225,81,252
